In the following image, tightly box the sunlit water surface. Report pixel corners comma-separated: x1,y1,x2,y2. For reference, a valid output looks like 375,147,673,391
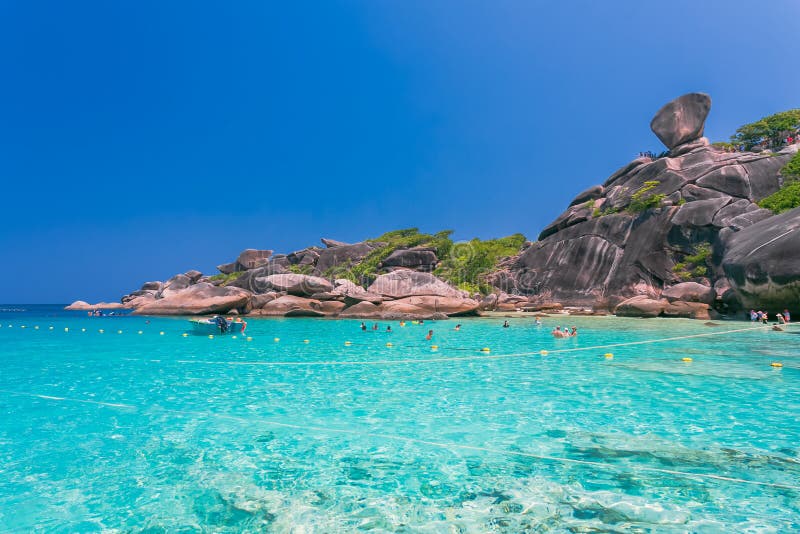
0,305,798,532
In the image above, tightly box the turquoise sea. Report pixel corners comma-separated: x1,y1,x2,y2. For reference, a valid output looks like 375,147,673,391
0,305,798,532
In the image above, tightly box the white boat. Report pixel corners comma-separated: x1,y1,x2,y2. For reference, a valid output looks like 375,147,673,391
189,317,246,335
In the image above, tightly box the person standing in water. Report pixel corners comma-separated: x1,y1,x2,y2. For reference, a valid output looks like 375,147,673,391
425,330,433,340
502,320,510,328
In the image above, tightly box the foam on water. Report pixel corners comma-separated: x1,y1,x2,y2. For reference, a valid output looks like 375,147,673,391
0,305,799,532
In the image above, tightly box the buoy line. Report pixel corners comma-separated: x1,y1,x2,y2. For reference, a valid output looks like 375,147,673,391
177,323,784,367
0,388,797,493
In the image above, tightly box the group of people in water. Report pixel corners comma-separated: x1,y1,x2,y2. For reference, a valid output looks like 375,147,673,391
551,326,578,338
750,309,790,325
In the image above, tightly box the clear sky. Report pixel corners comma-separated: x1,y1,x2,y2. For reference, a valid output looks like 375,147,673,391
1,1,798,303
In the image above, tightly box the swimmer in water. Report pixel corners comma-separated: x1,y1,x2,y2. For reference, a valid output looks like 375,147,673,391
455,324,461,331
425,330,433,340
502,320,510,328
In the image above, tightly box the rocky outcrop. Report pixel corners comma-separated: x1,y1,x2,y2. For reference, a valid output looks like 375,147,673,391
368,271,464,299
133,283,251,315
661,282,714,304
650,93,711,150
256,274,333,297
722,207,800,310
499,93,796,315
235,249,273,270
380,248,438,271
314,242,377,275
614,295,710,319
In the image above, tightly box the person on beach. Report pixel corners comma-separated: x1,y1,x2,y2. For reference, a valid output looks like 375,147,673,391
425,330,433,340
776,313,786,324
784,309,791,323
761,311,769,325
749,310,758,322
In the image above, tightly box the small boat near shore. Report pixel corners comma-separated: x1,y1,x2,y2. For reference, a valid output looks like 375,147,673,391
189,316,246,335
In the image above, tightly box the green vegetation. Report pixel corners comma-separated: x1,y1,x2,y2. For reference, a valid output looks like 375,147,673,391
672,243,712,280
757,153,800,214
627,181,665,213
593,205,620,218
781,151,800,180
711,141,737,152
759,180,800,214
435,233,527,294
320,227,527,295
287,264,314,275
730,109,800,150
207,272,241,285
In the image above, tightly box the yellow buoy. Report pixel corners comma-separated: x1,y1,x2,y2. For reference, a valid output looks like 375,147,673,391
182,333,188,337
431,345,439,350
232,335,237,339
117,330,123,334
604,353,613,359
138,330,143,335
64,327,69,332
159,331,165,336
98,329,104,333
48,326,53,330
771,362,783,368
344,341,352,346
208,335,214,339
34,326,39,330
274,337,280,342
81,328,86,332
540,350,548,356
386,342,393,347
682,357,692,362
246,336,253,341
481,347,491,353
303,339,310,343
21,325,26,329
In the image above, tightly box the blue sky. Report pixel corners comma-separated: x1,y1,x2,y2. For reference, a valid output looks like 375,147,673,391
1,1,798,303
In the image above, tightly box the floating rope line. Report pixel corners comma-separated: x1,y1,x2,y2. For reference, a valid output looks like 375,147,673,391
177,324,784,367
1,388,797,492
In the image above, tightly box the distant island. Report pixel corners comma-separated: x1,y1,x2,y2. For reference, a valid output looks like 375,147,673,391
69,94,800,320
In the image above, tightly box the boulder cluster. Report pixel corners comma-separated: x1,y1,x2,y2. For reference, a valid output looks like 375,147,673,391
98,241,480,319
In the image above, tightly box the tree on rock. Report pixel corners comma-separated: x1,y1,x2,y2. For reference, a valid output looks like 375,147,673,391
730,109,800,150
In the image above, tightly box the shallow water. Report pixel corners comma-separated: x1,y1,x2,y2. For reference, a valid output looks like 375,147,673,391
1,305,798,532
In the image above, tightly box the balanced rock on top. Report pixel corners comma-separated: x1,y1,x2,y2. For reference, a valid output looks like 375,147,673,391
650,92,711,150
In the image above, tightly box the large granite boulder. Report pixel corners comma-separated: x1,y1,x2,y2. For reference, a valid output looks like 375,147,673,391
133,283,251,315
321,238,350,248
614,296,666,318
141,281,163,291
184,270,203,283
235,249,273,270
331,279,384,304
380,248,438,271
257,273,333,297
287,247,321,267
226,263,288,293
650,93,711,149
314,242,378,275
381,296,480,316
253,295,325,317
661,282,714,304
159,274,193,299
368,271,463,299
722,207,800,310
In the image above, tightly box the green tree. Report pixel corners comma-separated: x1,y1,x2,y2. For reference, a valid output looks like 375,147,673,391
730,109,800,150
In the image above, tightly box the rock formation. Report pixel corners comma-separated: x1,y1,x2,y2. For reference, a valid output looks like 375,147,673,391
76,93,800,320
497,93,798,317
